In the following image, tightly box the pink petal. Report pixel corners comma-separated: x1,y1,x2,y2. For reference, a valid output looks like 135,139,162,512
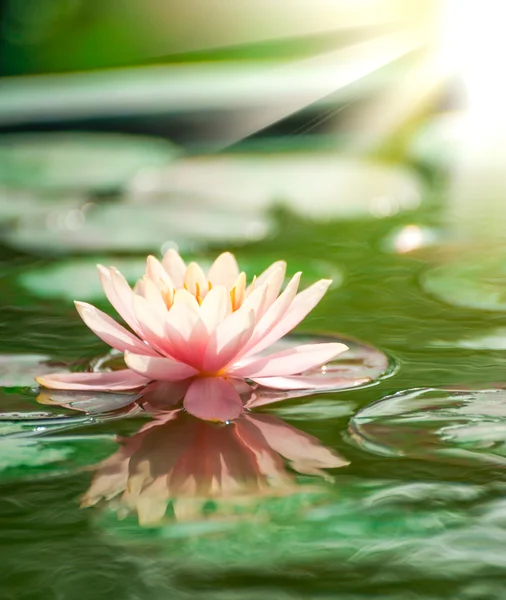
133,277,145,295
74,301,159,357
124,352,199,381
36,369,150,391
202,308,256,373
207,252,240,288
184,262,208,296
162,248,186,287
244,279,332,357
133,294,174,358
262,265,286,310
186,318,210,370
249,260,286,293
146,255,174,289
230,272,247,308
97,265,142,337
166,289,200,339
182,288,232,369
241,272,301,355
138,276,169,315
250,374,370,390
165,290,202,364
240,283,269,323
231,342,348,378
172,288,200,318
199,285,231,333
183,377,244,421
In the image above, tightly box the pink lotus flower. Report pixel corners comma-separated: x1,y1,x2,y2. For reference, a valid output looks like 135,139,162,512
80,406,348,525
37,250,349,421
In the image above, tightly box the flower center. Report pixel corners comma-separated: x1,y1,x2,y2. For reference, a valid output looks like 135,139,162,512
159,272,249,312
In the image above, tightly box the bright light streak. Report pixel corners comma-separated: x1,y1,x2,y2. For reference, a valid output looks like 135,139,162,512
443,1,506,242
442,0,506,115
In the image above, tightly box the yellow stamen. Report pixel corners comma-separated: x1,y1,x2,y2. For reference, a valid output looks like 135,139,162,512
160,284,174,310
230,286,237,311
228,272,246,312
195,282,203,305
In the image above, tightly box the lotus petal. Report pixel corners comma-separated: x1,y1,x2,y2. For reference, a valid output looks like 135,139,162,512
36,369,150,391
207,252,240,287
124,352,199,381
75,301,159,357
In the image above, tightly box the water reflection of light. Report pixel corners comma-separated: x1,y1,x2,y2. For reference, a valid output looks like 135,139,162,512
393,225,424,253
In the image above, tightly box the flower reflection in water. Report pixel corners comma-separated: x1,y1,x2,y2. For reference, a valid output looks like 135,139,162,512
39,382,347,525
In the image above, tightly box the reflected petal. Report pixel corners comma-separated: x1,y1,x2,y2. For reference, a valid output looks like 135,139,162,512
83,405,345,525
242,413,349,476
139,380,191,411
183,377,243,421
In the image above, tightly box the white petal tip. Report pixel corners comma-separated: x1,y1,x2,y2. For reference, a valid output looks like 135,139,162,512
334,343,349,354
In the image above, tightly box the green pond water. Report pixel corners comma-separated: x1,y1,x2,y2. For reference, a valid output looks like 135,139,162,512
1,134,506,600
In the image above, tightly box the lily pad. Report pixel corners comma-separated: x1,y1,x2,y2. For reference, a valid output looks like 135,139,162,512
37,389,142,416
128,154,423,221
0,352,141,437
0,188,86,224
3,197,272,255
349,386,506,465
430,328,506,350
0,354,69,387
422,250,506,311
0,132,180,193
